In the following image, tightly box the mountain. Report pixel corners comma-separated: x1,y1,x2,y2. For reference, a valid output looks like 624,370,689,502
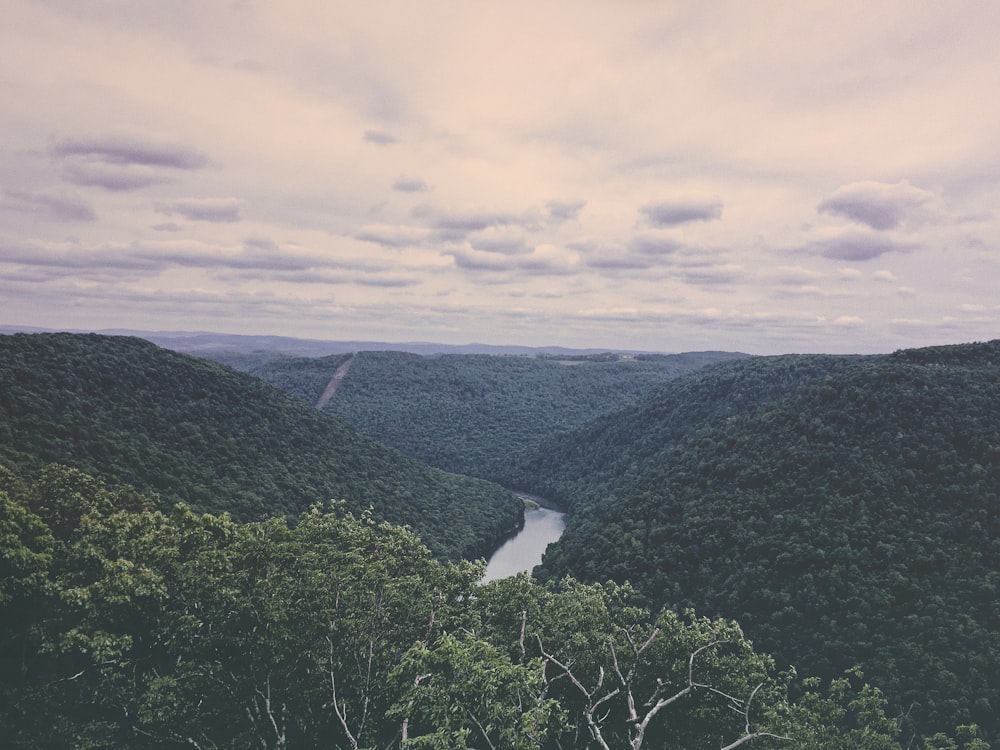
203,349,749,484
0,325,658,357
523,341,1000,741
0,333,521,559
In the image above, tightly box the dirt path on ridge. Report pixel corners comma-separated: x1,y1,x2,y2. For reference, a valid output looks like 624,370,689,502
315,354,356,409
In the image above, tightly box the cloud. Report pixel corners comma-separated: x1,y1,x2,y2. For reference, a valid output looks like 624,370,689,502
0,243,130,271
392,176,430,192
51,135,209,169
363,130,399,146
60,162,173,191
773,265,823,285
447,248,518,272
817,180,933,230
586,254,659,271
446,243,576,275
546,199,586,222
629,234,682,256
572,238,662,273
872,270,898,282
0,189,96,222
0,238,346,277
470,227,533,255
430,210,526,234
51,134,209,191
800,229,917,261
355,275,421,288
675,263,746,286
155,197,244,223
639,197,723,227
354,224,427,248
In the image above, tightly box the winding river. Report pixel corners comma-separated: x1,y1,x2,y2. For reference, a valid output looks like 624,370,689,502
482,494,566,582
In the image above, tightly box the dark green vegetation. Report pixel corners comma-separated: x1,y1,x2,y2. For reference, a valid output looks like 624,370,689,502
523,342,1000,743
3,331,997,747
205,348,747,482
4,461,958,749
0,333,520,559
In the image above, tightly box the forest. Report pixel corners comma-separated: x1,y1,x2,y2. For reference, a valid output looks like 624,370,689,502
1,331,997,747
519,344,1000,743
0,460,954,749
201,348,745,483
201,338,1000,744
0,333,520,560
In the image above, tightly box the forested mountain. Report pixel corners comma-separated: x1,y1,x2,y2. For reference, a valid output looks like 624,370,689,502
204,348,748,483
0,333,520,559
1,461,931,749
3,330,997,747
521,341,1000,742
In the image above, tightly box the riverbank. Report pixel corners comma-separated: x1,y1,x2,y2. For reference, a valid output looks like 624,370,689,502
481,493,566,582
512,491,565,512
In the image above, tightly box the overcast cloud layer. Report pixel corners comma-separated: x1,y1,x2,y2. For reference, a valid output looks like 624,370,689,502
2,1,999,354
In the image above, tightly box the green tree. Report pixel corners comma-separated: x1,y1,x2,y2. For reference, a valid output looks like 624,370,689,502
390,632,564,749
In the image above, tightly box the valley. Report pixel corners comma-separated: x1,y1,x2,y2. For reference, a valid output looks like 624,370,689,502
1,331,997,747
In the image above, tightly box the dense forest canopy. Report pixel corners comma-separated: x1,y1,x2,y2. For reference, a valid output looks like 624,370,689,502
3,461,967,749
522,341,1000,742
202,348,747,483
0,333,520,559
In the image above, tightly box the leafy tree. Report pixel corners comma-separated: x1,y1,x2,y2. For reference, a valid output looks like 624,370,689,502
389,632,564,749
0,462,908,749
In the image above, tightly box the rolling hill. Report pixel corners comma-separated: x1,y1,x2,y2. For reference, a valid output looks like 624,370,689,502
520,341,1000,741
0,333,521,559
203,348,749,483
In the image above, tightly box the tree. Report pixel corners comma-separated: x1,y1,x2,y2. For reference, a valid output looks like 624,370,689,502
389,632,564,749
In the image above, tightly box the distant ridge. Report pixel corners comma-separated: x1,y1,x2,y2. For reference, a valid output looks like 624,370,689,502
0,325,678,357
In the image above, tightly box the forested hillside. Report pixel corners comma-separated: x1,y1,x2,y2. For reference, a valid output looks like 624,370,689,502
206,348,747,483
1,461,940,749
0,333,520,559
522,341,1000,742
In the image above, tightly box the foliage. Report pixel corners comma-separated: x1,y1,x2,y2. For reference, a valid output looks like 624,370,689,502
0,462,913,749
207,348,747,483
527,341,1000,742
0,333,521,559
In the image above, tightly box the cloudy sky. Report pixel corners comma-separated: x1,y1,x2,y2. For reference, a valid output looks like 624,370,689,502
2,0,999,354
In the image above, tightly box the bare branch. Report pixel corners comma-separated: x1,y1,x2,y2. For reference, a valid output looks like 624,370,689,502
464,705,498,750
327,635,359,750
719,731,792,750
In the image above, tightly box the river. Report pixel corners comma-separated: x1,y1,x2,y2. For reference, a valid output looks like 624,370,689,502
482,494,566,582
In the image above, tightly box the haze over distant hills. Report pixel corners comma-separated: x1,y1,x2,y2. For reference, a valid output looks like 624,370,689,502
0,325,685,358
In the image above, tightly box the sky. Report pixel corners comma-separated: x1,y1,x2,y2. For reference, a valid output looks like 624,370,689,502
2,0,999,355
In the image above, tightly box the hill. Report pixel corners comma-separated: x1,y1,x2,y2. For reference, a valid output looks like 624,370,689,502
0,325,652,357
0,333,521,559
522,341,1000,742
204,349,749,483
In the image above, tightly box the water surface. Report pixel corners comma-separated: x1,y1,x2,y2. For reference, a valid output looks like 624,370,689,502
482,501,566,582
